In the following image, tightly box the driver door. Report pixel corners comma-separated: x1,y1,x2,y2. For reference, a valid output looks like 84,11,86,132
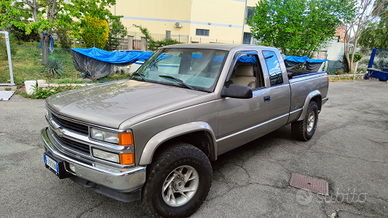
216,51,271,155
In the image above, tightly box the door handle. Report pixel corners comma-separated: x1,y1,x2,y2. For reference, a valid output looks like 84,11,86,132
264,96,270,102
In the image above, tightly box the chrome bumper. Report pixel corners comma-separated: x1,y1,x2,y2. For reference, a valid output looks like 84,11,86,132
322,97,329,105
41,127,146,201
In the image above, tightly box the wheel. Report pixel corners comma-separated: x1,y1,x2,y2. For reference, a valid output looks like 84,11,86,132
379,79,387,82
142,143,212,218
291,101,319,141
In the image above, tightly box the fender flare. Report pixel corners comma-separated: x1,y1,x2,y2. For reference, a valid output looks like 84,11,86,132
297,90,322,121
139,122,217,165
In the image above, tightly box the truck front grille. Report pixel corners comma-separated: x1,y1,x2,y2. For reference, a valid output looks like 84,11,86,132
51,114,89,135
52,130,90,154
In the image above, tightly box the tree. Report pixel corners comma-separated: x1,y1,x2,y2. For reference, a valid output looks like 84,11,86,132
8,24,41,43
343,0,388,72
358,0,388,49
247,0,356,57
0,0,119,64
81,15,109,49
105,17,127,51
358,18,388,49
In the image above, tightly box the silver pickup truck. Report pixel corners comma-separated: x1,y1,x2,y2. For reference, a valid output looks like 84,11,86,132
41,44,328,217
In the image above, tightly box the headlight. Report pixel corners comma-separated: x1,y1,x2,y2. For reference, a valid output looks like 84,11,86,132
90,128,119,144
90,128,134,145
92,148,120,163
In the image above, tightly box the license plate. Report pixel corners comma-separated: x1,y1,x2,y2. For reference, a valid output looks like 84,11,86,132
44,154,59,174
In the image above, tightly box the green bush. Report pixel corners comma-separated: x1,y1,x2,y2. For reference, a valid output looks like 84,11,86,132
43,56,65,80
56,27,72,49
133,25,180,51
81,15,109,49
154,38,181,48
8,24,40,43
349,52,363,62
18,85,80,99
105,17,128,51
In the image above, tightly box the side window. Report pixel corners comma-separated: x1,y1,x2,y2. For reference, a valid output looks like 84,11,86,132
227,53,265,89
263,51,283,86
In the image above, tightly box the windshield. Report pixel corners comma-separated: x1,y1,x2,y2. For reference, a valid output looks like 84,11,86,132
131,48,228,92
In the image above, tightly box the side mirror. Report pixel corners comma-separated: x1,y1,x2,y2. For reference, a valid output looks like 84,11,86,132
221,84,253,99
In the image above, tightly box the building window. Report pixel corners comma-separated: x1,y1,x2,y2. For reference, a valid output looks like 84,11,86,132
243,32,251,44
166,30,171,39
245,7,254,24
196,29,209,36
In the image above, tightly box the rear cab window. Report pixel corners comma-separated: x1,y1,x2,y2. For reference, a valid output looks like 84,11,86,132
262,50,283,86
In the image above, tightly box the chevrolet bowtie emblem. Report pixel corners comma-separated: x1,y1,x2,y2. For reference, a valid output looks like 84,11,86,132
54,128,64,137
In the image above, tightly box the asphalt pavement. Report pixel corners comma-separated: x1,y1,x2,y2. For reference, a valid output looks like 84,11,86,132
0,80,387,218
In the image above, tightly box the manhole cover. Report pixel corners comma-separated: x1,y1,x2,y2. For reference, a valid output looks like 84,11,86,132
290,173,328,196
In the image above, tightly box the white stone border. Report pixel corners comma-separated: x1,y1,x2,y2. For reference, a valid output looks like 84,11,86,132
37,80,93,89
328,74,364,80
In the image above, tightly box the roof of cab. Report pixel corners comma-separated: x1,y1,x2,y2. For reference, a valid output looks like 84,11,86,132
163,43,274,51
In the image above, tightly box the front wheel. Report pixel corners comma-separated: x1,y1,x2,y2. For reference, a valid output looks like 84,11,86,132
291,101,319,141
142,143,212,218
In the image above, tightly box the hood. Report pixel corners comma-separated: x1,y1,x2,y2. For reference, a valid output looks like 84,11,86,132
46,80,205,128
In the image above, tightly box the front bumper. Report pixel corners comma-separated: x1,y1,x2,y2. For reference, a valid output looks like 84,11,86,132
41,127,146,202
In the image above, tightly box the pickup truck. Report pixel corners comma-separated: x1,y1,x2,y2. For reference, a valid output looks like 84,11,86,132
41,44,329,217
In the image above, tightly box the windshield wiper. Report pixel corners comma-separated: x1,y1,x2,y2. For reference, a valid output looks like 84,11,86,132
131,72,148,82
159,75,195,90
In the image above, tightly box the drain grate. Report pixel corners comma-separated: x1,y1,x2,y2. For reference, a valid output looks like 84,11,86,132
290,173,329,196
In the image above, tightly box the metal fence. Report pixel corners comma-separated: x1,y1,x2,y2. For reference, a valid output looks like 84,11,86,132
189,37,236,44
171,35,189,44
115,38,129,50
127,31,189,44
113,31,237,51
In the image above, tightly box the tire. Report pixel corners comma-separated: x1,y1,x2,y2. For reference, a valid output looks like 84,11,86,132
142,143,212,218
379,79,387,82
291,101,319,141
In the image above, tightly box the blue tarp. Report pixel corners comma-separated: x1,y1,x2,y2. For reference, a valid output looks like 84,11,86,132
71,47,154,64
306,57,327,63
237,56,256,63
285,55,327,63
132,52,253,64
192,53,255,63
285,55,308,63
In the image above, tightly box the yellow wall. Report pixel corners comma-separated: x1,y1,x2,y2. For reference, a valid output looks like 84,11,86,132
189,0,246,43
113,0,192,36
111,0,253,44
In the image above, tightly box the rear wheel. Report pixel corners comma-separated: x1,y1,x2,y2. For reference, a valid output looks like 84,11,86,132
142,143,212,218
291,101,319,141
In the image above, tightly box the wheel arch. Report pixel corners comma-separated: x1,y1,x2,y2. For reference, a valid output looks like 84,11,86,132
297,90,322,121
139,122,217,165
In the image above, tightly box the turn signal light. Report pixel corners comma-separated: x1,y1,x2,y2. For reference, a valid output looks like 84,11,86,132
119,132,134,145
120,153,135,165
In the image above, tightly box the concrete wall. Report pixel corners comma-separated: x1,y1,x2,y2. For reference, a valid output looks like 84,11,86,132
326,41,345,61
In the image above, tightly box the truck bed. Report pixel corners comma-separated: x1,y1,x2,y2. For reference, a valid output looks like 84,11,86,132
288,71,329,122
